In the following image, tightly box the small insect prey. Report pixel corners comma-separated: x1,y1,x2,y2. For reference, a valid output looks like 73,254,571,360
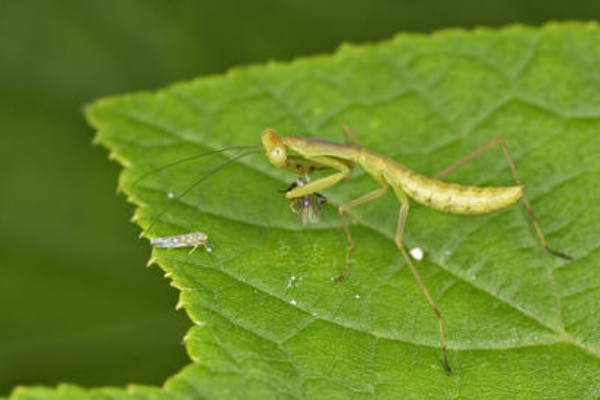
149,232,212,254
285,178,327,225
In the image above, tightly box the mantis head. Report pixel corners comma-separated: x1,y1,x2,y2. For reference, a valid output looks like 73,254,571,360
262,128,287,168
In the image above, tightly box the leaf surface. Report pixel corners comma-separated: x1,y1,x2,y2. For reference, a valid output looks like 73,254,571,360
12,23,600,400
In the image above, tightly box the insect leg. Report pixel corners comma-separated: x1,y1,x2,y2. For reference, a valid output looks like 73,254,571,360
336,186,389,281
187,241,211,255
433,138,500,180
342,124,363,147
284,156,352,199
284,155,330,175
393,188,452,375
434,138,571,260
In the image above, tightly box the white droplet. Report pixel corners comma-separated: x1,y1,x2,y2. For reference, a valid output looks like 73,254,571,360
290,299,297,306
286,275,299,289
167,192,175,199
410,247,424,260
355,294,361,299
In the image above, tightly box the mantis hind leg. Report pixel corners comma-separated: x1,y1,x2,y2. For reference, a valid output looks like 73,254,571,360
393,189,452,375
434,137,571,260
335,186,389,281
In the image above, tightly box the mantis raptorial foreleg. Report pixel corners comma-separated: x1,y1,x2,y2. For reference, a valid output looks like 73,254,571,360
284,155,352,198
336,186,389,281
392,188,451,375
433,137,571,260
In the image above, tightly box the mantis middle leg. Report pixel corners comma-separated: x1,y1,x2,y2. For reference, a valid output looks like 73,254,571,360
336,186,389,281
393,187,452,375
434,137,571,260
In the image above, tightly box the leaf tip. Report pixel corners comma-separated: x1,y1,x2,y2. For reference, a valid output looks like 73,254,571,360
91,133,101,146
145,257,156,268
175,298,186,310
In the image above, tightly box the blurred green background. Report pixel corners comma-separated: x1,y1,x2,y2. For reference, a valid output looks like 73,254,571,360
1,0,599,395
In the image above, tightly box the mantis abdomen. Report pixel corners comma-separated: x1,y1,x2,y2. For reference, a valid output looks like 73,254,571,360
297,140,525,215
383,157,523,215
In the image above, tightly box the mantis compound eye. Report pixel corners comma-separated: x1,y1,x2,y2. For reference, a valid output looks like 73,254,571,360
262,129,287,168
272,146,283,157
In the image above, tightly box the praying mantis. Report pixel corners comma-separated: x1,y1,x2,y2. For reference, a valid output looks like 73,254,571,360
260,126,571,375
143,125,571,375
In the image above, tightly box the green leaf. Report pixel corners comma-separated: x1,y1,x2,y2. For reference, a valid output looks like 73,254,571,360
12,23,600,399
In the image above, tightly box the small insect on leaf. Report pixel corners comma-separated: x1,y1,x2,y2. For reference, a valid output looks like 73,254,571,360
149,232,212,254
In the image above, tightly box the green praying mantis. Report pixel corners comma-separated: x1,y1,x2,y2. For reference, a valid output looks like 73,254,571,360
143,125,572,375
